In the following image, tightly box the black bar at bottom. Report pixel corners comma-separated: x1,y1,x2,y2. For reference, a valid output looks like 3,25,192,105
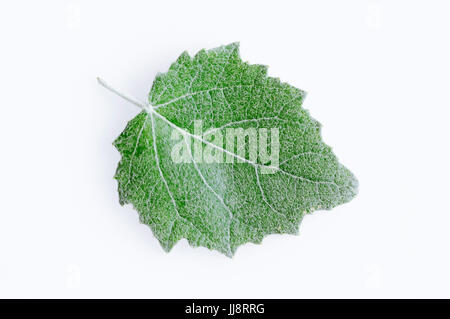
1,299,449,317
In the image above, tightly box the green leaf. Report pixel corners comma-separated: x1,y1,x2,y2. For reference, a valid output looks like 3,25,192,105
102,42,358,257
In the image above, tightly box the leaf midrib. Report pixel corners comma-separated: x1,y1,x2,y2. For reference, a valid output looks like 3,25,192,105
97,78,338,187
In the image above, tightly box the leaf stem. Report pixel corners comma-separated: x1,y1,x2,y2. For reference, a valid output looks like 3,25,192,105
97,77,151,111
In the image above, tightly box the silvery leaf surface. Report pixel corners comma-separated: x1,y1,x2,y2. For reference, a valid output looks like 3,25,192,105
112,43,358,257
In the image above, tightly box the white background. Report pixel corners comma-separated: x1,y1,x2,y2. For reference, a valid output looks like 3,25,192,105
0,0,449,298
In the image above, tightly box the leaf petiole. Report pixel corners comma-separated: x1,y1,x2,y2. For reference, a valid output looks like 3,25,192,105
97,77,153,112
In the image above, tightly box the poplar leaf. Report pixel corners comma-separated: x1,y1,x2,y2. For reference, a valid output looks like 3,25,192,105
100,43,358,257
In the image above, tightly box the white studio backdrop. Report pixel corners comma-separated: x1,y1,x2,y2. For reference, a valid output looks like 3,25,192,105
0,0,449,298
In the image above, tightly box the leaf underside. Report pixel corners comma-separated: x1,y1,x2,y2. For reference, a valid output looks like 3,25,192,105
113,43,358,257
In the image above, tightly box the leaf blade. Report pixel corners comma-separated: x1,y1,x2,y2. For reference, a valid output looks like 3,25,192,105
113,43,358,256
